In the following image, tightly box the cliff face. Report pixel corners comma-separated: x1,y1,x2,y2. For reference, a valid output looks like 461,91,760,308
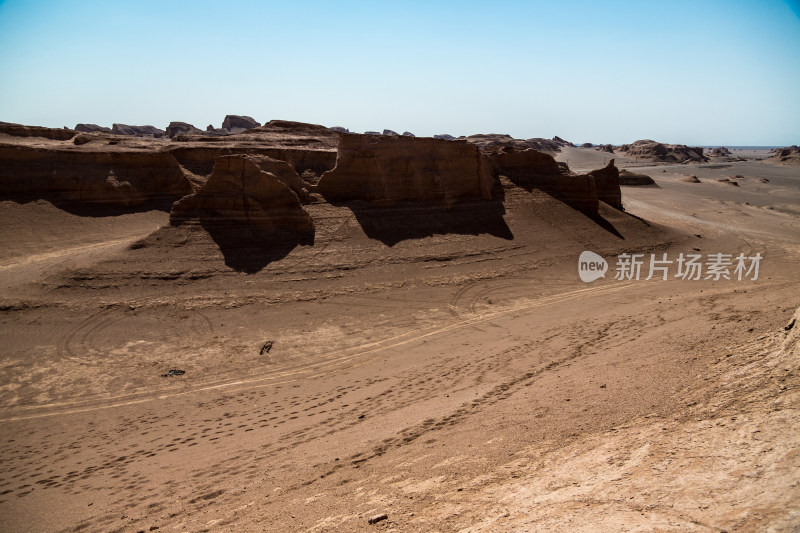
587,159,623,209
0,122,76,141
316,134,494,208
169,155,314,234
485,147,599,214
0,144,192,208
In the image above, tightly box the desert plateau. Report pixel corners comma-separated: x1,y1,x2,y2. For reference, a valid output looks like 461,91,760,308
0,117,798,532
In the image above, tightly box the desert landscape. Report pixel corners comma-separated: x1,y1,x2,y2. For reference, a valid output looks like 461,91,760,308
0,117,798,532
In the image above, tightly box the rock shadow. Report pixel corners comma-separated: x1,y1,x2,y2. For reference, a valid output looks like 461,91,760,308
199,217,314,273
334,199,513,247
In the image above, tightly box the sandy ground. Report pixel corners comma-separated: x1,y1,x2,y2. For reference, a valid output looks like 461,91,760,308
0,155,798,532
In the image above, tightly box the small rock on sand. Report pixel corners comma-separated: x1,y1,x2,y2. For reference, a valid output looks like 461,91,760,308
368,513,388,524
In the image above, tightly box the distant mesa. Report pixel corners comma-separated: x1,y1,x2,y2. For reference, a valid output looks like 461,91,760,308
111,123,166,138
329,126,350,134
615,139,707,163
597,144,615,153
619,169,656,186
0,121,75,141
364,131,381,135
75,123,112,134
433,134,455,141
463,134,564,153
166,121,205,138
580,142,594,148
382,129,399,136
221,115,261,134
317,134,494,208
402,131,415,137
170,154,314,235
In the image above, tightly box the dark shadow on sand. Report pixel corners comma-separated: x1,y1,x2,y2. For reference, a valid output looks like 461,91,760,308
332,199,513,247
199,217,314,274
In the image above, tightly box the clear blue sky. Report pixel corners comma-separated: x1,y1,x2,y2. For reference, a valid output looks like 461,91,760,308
1,0,798,145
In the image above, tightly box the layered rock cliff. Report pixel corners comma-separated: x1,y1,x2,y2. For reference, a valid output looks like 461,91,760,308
169,155,314,234
316,134,494,208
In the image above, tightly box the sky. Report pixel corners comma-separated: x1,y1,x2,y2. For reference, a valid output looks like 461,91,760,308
0,0,798,146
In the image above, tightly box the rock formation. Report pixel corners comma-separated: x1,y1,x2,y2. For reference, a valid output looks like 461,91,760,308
75,124,112,134
0,144,192,207
221,115,261,133
587,159,623,209
580,142,593,148
402,131,415,137
317,134,494,208
329,126,350,134
765,145,800,165
166,121,205,138
552,136,574,147
616,140,707,163
464,134,564,153
169,154,313,234
597,144,614,153
169,120,339,177
618,169,656,186
111,124,166,138
0,121,75,141
485,147,598,214
382,129,399,136
433,134,455,141
711,147,731,156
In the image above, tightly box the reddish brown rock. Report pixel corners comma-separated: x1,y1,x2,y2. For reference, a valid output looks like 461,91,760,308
222,115,261,133
587,159,623,209
0,121,76,141
618,169,656,186
0,144,192,208
765,145,800,165
616,140,707,163
111,124,166,137
485,147,598,214
169,155,313,234
317,134,494,208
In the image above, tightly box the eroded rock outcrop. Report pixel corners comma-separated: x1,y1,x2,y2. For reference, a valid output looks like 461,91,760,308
464,134,563,153
169,120,339,177
616,140,707,163
619,169,656,186
317,134,494,208
166,121,205,138
75,123,112,134
587,159,623,209
0,145,192,207
112,124,166,138
765,145,800,165
485,147,598,214
711,147,731,156
0,121,75,141
169,154,313,234
222,115,261,133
